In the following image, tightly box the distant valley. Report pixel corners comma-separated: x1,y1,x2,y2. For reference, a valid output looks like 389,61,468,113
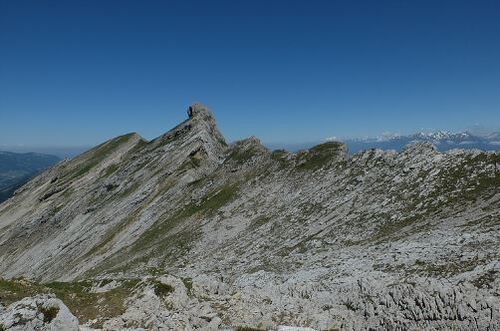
0,152,60,203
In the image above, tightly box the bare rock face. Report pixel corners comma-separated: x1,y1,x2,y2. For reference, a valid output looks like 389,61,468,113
187,103,212,118
0,103,498,330
0,295,79,331
103,276,222,330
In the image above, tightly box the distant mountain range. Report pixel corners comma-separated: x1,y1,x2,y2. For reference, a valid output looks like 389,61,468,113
0,151,60,203
268,130,500,153
0,146,90,159
343,130,500,153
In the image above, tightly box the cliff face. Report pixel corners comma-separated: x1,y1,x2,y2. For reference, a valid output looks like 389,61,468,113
0,104,498,330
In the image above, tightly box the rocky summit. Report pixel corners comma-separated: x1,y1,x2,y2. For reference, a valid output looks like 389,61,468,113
0,103,499,330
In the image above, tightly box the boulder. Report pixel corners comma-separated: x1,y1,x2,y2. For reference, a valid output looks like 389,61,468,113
0,294,79,331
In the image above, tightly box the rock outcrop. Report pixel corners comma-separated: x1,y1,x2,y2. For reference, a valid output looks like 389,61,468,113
0,295,79,331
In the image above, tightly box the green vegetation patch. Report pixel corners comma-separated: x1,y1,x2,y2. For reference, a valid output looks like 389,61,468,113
472,270,498,289
150,280,174,298
45,279,139,327
63,133,136,181
270,150,292,169
371,217,416,241
127,138,148,155
250,216,271,229
296,141,345,171
182,277,193,295
411,258,484,277
40,306,59,323
0,278,139,328
102,163,119,177
135,184,238,254
227,145,260,165
178,157,202,173
270,149,288,160
198,184,239,213
87,183,240,275
434,153,499,204
0,278,43,305
460,214,500,232
235,327,266,331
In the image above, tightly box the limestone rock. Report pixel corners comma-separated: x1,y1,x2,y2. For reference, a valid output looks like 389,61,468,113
0,295,79,331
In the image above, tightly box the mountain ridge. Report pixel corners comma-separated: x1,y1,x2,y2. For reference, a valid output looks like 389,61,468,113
0,103,499,330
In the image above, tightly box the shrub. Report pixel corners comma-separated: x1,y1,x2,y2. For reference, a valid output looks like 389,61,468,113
40,306,59,323
152,281,174,297
182,278,193,294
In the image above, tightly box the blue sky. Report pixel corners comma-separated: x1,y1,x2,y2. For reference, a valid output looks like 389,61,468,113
1,0,499,148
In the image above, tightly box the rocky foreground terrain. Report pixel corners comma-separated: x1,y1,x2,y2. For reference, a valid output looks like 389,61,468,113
0,104,498,330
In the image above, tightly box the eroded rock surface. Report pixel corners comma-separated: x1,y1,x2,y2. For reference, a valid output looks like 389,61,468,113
0,295,79,331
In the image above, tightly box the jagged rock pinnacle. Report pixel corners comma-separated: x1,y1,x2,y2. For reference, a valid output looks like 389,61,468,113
187,103,213,119
153,102,227,162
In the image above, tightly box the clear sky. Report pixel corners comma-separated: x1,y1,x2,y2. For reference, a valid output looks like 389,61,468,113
1,0,499,148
